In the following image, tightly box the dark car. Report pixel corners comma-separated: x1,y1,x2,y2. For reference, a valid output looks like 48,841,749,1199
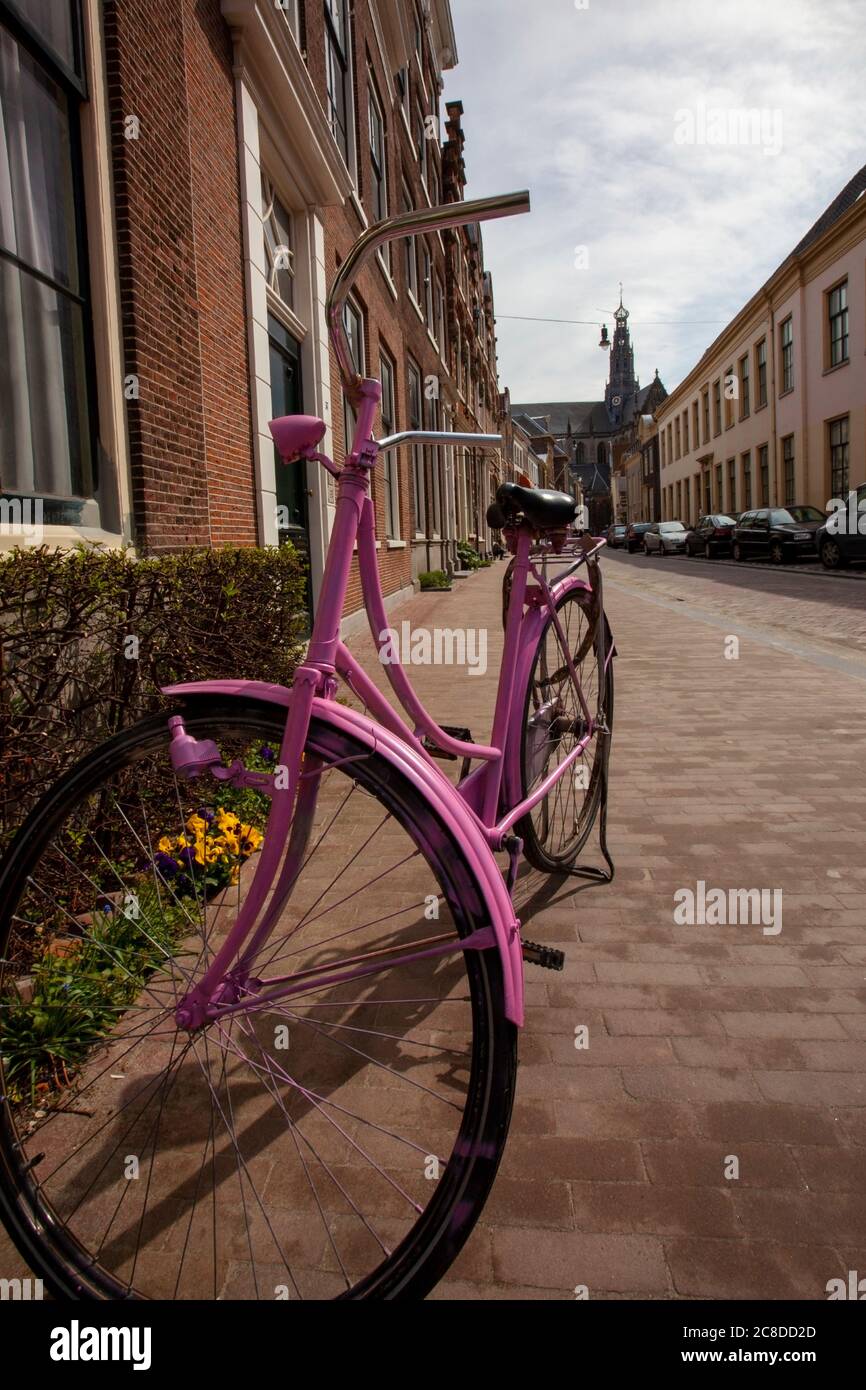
625,521,654,553
644,520,688,555
685,513,738,558
732,506,825,564
607,524,628,549
817,483,866,570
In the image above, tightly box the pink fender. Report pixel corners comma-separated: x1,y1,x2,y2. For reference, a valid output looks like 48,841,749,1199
500,575,594,815
163,679,525,1026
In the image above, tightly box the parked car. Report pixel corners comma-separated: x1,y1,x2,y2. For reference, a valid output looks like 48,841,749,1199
644,520,688,555
817,483,866,570
685,513,738,558
731,506,826,563
625,521,654,553
607,523,628,549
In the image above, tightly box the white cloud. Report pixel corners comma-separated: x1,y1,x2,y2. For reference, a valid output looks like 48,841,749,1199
444,0,865,401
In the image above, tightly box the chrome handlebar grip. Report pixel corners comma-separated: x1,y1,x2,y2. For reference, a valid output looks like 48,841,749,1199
376,430,503,454
326,190,530,405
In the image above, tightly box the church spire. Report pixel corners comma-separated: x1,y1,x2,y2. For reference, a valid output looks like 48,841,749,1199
604,287,637,427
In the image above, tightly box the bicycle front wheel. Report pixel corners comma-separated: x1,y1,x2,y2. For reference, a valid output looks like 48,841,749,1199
0,698,516,1300
517,587,614,871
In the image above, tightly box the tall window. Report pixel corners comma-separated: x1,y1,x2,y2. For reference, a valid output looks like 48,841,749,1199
724,366,734,428
407,359,425,533
782,436,795,505
425,392,442,535
262,174,294,307
742,451,752,508
675,417,681,459
341,295,364,451
739,354,750,418
1,0,101,525
692,400,699,444
422,243,433,330
780,317,793,393
434,277,445,354
379,351,399,538
756,339,767,407
702,389,710,444
758,444,769,505
324,0,350,169
828,281,848,367
413,100,427,186
715,463,722,505
829,416,849,496
402,179,418,301
368,79,388,225
728,458,736,512
682,410,689,454
712,379,721,435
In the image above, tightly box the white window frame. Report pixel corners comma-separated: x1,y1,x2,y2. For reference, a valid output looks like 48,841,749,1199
402,178,419,304
324,0,356,180
380,350,400,539
261,172,295,308
341,294,365,453
408,358,425,536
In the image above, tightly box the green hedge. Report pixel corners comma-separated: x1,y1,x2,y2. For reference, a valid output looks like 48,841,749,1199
0,544,307,845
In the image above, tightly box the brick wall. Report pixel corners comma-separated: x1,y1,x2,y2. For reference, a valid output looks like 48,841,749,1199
103,0,256,553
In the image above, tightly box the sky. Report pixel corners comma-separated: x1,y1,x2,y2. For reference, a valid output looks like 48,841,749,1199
442,0,866,405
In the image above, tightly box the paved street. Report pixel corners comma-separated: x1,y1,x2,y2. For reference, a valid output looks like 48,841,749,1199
2,553,864,1299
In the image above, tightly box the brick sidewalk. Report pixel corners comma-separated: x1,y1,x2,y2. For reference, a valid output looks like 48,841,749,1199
355,559,865,1301
1,559,864,1299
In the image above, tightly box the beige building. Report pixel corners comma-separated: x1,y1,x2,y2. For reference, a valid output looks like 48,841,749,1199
657,164,865,525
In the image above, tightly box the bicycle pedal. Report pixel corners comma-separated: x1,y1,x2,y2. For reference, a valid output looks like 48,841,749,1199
521,939,565,971
422,725,473,760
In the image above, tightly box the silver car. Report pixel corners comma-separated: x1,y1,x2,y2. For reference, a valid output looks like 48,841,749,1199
644,520,688,555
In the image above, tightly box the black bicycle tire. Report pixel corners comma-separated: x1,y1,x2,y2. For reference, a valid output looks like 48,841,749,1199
0,698,517,1301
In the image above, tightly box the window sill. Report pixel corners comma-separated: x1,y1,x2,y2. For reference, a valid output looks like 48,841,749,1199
822,359,849,377
755,401,768,414
386,538,406,549
778,386,795,399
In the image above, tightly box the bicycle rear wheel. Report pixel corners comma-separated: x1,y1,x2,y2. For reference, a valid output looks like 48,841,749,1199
517,587,614,871
0,698,516,1300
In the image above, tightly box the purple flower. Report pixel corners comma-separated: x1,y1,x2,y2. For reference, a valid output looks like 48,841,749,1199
260,745,276,763
154,851,179,878
178,846,197,868
197,807,215,824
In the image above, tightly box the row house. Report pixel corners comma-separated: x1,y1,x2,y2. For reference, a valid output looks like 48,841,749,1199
657,162,866,526
616,412,661,523
0,0,505,625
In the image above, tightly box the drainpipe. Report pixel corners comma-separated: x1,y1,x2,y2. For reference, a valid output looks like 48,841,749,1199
766,290,778,503
798,263,809,503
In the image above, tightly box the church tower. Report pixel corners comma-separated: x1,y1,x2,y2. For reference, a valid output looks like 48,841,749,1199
604,290,638,428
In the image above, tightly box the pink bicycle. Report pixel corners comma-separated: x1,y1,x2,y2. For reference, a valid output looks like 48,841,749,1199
0,192,614,1299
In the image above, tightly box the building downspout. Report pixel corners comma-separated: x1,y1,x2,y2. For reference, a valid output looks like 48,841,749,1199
765,291,778,504
798,263,810,501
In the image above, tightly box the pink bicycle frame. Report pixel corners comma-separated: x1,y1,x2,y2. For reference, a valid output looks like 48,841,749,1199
163,190,610,1032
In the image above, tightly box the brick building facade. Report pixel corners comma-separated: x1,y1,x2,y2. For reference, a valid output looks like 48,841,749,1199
0,0,508,623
